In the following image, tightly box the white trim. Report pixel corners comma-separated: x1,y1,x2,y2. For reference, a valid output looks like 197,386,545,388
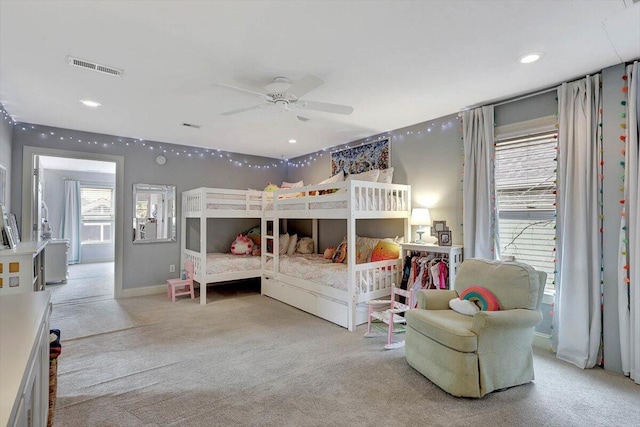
22,146,124,299
533,332,552,350
495,115,558,140
542,292,554,305
120,284,166,298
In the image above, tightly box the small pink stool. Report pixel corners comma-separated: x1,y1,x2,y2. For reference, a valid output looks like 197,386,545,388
167,260,195,302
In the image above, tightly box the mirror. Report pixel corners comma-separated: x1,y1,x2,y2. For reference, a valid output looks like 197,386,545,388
133,183,176,243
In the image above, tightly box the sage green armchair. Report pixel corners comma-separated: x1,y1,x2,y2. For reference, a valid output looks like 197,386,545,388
405,258,546,398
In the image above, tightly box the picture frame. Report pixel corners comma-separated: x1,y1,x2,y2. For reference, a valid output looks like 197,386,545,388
3,224,16,249
431,220,447,237
437,230,452,246
7,213,20,243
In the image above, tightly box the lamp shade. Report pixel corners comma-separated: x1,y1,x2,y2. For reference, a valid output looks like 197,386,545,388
411,208,432,226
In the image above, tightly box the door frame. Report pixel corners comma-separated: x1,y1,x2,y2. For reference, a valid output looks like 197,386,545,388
22,146,124,298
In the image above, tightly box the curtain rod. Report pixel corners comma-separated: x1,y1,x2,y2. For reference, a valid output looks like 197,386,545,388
491,86,557,108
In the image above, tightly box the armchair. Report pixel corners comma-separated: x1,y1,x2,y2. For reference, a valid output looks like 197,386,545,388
405,258,546,397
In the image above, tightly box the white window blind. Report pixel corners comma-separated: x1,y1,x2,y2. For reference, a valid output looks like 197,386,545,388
495,131,557,293
80,186,114,243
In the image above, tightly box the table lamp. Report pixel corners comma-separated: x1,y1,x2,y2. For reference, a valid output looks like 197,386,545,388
411,208,435,244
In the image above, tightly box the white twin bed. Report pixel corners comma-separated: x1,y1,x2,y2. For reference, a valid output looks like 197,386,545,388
181,181,411,331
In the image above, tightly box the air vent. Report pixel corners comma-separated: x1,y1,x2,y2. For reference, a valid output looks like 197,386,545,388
182,123,201,129
67,56,123,77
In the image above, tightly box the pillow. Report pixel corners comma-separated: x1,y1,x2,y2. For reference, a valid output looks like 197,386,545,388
281,180,304,189
355,236,380,264
449,298,480,316
332,241,347,263
369,239,400,262
323,246,336,259
458,286,500,311
231,234,254,255
279,233,290,255
347,169,380,183
243,226,261,245
296,237,314,254
377,167,394,184
318,171,344,185
287,234,298,255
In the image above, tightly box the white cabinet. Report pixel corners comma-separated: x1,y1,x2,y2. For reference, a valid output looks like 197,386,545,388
0,241,47,295
0,291,52,427
400,243,463,289
44,239,69,283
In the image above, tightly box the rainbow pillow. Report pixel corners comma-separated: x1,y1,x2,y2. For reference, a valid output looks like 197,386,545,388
458,286,500,311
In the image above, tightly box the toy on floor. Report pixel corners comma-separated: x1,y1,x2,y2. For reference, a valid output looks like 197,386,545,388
167,260,195,302
364,284,415,349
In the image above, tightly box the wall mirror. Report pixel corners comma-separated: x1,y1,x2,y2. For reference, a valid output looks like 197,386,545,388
133,183,176,243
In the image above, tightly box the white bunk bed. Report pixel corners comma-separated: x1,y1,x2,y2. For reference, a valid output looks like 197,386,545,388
261,180,411,331
182,187,264,305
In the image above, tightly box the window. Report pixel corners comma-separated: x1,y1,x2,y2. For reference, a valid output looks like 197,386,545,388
495,130,557,293
80,186,114,243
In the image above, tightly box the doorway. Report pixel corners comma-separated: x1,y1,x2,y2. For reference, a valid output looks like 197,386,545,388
22,146,124,298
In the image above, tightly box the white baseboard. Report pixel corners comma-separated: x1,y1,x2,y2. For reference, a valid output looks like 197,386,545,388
119,284,166,298
533,332,552,350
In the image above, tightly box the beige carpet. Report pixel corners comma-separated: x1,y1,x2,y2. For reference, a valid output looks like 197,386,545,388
50,281,640,427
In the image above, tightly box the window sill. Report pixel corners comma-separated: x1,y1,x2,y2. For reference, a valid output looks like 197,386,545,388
542,292,555,306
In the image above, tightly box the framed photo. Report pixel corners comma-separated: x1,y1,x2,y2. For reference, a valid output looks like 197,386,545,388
7,213,20,243
437,230,452,246
431,220,447,237
3,224,16,249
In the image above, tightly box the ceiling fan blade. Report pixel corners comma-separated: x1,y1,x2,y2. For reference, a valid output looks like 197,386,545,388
220,103,269,116
287,74,324,99
296,99,353,115
214,83,266,98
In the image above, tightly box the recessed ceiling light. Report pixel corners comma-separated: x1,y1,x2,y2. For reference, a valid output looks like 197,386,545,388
288,139,297,144
518,53,543,64
80,99,102,108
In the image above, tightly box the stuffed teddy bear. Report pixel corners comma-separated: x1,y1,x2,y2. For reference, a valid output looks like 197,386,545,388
231,234,254,255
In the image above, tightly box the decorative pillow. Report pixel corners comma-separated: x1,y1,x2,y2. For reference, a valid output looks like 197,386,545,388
449,298,480,316
377,167,394,184
279,233,290,255
287,234,298,255
347,169,380,183
355,236,380,264
369,239,400,262
318,171,344,185
332,241,347,263
458,286,500,311
243,226,261,245
264,183,279,192
323,246,336,259
296,237,314,254
281,180,304,189
231,234,254,255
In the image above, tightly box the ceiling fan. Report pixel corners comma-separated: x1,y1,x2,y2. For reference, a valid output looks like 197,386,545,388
216,74,354,117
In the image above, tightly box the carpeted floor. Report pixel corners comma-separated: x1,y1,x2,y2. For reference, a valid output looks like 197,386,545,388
50,280,640,427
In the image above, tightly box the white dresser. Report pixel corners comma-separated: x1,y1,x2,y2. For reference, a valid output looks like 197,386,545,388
44,239,69,284
0,241,47,295
0,291,52,427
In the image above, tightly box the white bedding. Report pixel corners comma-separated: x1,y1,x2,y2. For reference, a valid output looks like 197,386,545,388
204,253,261,275
266,254,349,291
264,197,407,212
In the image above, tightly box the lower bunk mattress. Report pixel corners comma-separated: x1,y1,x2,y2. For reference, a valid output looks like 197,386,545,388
204,253,261,275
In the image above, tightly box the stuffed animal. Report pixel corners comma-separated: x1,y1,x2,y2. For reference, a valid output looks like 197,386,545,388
323,246,336,259
231,234,254,255
264,183,279,192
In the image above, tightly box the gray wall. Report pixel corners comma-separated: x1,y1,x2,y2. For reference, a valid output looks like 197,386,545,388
286,114,464,246
42,169,116,263
11,125,286,290
0,108,13,212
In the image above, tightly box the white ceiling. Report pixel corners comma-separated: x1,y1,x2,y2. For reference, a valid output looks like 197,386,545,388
1,1,639,160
